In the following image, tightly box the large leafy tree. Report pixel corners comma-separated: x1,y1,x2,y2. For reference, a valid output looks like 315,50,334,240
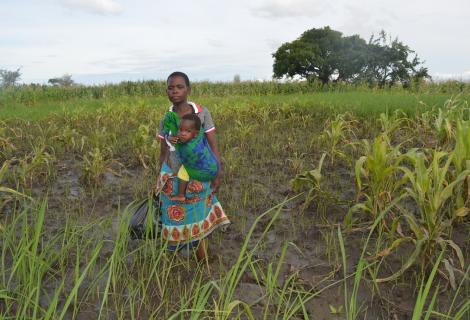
361,31,429,87
335,35,368,82
272,27,367,84
272,27,428,86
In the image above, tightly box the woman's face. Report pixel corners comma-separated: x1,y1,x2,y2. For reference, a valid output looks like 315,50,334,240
167,76,190,105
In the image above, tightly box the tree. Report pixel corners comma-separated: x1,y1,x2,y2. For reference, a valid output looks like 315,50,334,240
48,74,75,87
272,26,367,84
335,35,368,82
272,27,428,86
361,31,429,87
0,68,21,87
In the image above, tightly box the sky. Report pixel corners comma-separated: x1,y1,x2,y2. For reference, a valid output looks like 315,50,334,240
1,0,469,84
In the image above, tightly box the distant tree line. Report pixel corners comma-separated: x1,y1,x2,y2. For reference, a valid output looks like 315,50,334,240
272,26,429,87
48,74,75,87
0,68,75,88
0,68,22,87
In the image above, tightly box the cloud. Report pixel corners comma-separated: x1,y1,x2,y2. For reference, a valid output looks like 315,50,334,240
60,0,123,15
207,39,225,49
266,38,283,51
336,4,395,38
253,0,328,18
431,71,470,81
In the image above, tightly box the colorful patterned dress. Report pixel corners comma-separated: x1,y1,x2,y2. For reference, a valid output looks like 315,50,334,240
157,102,230,250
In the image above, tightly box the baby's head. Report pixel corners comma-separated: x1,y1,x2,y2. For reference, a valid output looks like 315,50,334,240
178,113,201,143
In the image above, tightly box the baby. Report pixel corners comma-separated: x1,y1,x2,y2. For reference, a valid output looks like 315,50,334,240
162,113,219,201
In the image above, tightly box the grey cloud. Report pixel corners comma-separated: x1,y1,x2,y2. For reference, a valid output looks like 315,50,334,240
207,39,225,49
336,4,395,38
432,71,470,81
84,48,268,81
253,0,328,18
60,0,123,15
266,38,283,51
332,3,428,45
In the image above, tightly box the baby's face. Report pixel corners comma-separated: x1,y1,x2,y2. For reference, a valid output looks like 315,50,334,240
177,120,199,143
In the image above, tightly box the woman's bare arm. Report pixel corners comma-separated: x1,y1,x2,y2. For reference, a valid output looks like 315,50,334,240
205,131,222,192
158,138,168,172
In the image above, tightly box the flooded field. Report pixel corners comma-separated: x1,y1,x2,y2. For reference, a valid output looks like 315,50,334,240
1,83,470,319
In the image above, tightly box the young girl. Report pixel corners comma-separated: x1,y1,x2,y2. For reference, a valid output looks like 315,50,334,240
156,71,229,260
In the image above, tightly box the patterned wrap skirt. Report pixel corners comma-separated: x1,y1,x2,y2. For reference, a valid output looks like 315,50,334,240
157,162,230,250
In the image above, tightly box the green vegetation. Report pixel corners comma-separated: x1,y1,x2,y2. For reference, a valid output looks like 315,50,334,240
1,81,470,121
1,81,469,319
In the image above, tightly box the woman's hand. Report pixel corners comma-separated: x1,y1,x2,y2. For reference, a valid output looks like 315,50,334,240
169,135,179,144
211,172,222,193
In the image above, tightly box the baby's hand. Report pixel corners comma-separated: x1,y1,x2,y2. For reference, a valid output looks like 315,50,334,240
169,136,179,144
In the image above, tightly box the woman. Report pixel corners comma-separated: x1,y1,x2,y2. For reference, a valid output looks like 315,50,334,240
156,71,230,260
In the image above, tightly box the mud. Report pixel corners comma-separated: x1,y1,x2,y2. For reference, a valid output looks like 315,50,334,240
2,152,469,319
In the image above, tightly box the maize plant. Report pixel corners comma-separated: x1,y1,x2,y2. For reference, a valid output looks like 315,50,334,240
433,108,454,145
86,126,118,158
291,153,331,211
81,147,121,187
0,161,32,212
16,145,56,188
377,150,470,282
59,125,85,153
31,121,60,150
132,124,159,169
378,110,412,138
322,112,358,164
0,125,16,162
452,119,470,214
345,135,406,226
415,97,470,147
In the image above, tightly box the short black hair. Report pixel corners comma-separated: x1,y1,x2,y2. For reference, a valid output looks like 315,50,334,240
167,71,190,87
181,113,201,131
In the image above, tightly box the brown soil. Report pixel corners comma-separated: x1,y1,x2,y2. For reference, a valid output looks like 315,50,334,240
2,154,469,320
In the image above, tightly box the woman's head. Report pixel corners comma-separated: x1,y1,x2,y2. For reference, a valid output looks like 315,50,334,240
167,72,190,87
167,72,191,105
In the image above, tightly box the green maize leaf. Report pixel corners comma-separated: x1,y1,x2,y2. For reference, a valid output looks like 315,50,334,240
402,212,425,240
354,156,367,190
438,170,470,207
344,202,372,227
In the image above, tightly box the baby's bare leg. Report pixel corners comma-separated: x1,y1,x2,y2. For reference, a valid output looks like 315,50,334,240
171,178,188,201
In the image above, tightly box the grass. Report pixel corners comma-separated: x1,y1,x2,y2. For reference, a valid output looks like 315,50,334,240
1,88,469,120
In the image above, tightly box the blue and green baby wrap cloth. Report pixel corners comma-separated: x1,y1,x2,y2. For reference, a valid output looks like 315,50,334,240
162,111,219,182
158,107,229,249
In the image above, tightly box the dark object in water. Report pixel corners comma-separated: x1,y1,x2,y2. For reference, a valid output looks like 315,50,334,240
129,194,161,239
